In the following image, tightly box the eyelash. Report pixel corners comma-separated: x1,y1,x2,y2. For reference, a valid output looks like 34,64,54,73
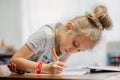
73,41,78,48
73,41,81,52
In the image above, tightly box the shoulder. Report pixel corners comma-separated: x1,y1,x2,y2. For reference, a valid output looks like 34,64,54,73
26,22,62,44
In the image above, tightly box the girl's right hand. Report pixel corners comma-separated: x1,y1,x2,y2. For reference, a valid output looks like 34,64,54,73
42,61,67,74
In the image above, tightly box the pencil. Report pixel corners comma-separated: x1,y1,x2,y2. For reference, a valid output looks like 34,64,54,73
52,48,59,61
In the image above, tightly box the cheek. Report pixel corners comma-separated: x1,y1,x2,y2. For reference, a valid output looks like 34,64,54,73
60,39,72,49
59,34,74,52
60,39,68,48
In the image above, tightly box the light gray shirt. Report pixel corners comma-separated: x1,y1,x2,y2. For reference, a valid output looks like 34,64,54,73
26,23,67,63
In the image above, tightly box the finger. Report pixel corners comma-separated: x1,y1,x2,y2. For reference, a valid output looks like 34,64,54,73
56,61,67,68
11,63,15,72
9,64,13,71
56,66,64,71
13,63,17,72
51,65,62,74
7,64,10,68
7,64,12,71
53,62,66,71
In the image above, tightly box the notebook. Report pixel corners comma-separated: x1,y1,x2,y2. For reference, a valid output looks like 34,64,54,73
83,66,120,73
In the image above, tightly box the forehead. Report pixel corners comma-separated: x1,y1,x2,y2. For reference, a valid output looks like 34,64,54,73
74,35,94,50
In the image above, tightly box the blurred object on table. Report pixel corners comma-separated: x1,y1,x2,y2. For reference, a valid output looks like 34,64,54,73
107,42,120,66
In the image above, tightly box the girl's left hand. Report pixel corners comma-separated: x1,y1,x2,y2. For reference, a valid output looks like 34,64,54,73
7,63,25,74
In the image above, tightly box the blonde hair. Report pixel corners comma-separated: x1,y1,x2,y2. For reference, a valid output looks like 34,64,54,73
70,4,112,43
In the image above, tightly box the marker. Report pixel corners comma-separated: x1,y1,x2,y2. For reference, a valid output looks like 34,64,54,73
52,48,59,61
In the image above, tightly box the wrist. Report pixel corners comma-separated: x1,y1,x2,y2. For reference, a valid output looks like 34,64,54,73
41,63,49,73
34,61,44,74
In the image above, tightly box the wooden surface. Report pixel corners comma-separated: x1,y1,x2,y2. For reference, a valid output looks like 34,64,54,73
0,65,120,80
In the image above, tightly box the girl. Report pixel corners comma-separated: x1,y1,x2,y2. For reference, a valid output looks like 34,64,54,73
8,4,112,74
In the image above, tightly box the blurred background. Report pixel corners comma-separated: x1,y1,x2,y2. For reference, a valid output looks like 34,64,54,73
0,0,120,67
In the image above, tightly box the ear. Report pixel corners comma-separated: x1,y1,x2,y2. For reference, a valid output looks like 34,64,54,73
66,22,74,30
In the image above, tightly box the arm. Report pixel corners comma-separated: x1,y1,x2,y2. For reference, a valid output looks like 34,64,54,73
10,44,37,72
10,44,67,74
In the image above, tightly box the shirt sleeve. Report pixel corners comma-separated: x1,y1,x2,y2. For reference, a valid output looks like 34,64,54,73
26,27,47,54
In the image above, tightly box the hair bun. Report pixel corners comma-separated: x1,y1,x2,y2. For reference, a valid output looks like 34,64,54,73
93,4,112,30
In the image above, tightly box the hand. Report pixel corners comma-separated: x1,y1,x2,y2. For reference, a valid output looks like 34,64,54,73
7,63,25,74
42,61,67,74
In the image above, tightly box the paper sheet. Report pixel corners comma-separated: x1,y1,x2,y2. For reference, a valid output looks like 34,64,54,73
58,70,89,75
25,67,89,76
25,70,88,76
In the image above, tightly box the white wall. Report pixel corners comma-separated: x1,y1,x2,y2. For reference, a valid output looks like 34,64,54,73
0,0,23,49
21,0,87,41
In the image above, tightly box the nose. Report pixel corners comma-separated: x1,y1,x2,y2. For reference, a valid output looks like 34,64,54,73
68,48,73,53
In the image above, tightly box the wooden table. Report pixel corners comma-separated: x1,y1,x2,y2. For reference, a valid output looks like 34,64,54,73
0,65,120,80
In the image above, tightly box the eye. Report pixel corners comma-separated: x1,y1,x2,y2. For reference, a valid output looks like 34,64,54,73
73,41,77,48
